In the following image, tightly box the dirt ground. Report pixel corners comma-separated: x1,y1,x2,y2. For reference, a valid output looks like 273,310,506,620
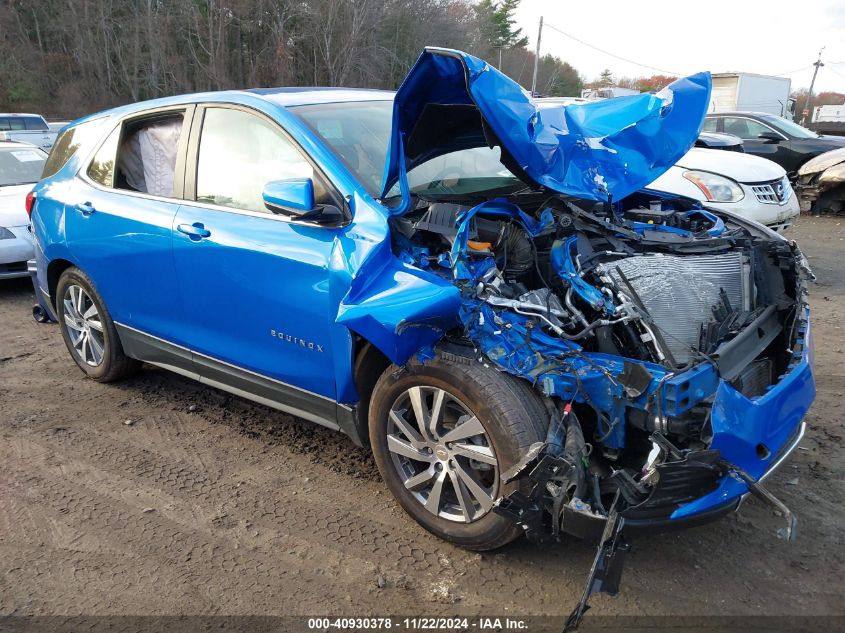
1,216,843,627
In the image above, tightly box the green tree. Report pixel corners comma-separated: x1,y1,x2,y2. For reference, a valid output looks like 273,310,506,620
536,54,583,97
599,68,614,86
476,0,528,52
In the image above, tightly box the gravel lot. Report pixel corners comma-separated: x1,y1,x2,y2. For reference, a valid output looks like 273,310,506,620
1,216,843,627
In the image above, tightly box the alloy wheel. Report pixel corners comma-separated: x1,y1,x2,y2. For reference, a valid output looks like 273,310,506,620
386,386,499,523
62,284,105,367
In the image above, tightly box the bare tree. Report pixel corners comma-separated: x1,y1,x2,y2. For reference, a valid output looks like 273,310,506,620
0,0,583,119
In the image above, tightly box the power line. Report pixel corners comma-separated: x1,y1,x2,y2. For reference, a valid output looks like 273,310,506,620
773,64,813,76
826,65,845,82
541,22,683,77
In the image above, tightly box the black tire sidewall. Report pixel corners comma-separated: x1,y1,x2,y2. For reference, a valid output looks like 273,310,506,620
56,268,121,381
369,358,541,550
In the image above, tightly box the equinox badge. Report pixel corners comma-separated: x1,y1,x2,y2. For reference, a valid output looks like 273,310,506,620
270,330,324,352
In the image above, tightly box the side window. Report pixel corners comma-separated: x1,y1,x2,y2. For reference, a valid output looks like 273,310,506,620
722,117,774,140
24,117,49,131
87,125,121,187
195,108,328,213
114,113,184,197
701,118,718,133
85,113,185,198
42,119,104,179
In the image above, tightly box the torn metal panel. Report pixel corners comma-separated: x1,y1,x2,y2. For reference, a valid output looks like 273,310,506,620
336,253,462,366
381,47,712,213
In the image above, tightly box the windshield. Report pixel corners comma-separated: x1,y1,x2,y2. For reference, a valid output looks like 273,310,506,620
0,146,46,186
388,145,522,198
291,101,522,199
763,115,819,139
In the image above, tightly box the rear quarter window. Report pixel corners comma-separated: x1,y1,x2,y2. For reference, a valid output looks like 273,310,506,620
23,116,49,131
41,118,106,179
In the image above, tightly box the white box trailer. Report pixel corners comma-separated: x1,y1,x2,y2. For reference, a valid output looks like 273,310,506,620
709,73,794,118
810,104,845,136
812,104,845,123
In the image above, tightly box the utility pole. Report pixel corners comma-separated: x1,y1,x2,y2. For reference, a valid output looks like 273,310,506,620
802,47,825,125
531,16,543,96
491,43,503,70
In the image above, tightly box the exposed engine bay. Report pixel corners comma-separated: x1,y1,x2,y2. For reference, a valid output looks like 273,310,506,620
385,186,811,625
390,187,810,543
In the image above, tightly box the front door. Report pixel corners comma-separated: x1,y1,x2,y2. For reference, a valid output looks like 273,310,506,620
172,105,342,404
719,116,802,172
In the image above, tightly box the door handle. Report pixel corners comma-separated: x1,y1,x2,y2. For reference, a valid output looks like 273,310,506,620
177,222,211,240
75,201,95,216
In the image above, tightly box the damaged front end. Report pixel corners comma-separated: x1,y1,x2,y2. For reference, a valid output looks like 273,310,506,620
338,48,815,616
796,147,845,215
391,193,813,542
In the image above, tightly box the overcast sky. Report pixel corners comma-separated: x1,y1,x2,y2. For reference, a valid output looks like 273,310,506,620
513,0,845,94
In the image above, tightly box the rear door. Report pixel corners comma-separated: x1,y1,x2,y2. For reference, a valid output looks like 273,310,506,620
721,116,783,160
65,106,194,358
172,104,344,404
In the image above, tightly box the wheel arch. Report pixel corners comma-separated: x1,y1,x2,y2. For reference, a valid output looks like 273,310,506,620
47,258,76,309
351,337,392,447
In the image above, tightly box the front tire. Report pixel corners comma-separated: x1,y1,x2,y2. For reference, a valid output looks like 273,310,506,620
369,354,546,550
56,267,140,382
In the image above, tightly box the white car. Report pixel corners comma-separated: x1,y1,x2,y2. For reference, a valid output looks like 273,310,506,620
0,141,45,279
648,147,800,233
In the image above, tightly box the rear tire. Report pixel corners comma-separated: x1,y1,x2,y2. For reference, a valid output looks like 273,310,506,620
56,267,140,382
368,354,547,550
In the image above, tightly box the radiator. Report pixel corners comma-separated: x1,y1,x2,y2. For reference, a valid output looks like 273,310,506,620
600,252,751,364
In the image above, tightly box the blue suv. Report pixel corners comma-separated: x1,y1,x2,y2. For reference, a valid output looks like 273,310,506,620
29,49,814,554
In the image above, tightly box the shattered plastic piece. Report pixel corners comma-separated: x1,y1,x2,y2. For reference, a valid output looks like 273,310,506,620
565,493,630,632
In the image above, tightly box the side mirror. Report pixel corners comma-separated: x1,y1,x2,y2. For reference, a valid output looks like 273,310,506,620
262,178,316,216
757,131,782,143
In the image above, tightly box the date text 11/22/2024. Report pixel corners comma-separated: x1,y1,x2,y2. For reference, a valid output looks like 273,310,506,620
306,617,528,630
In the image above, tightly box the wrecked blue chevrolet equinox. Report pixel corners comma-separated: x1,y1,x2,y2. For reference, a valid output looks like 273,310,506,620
31,49,814,567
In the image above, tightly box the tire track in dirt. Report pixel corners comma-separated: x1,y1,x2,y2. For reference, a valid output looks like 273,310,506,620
0,454,389,615
14,421,585,612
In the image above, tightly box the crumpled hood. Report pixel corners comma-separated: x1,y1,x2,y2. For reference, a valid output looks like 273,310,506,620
676,147,786,182
798,147,845,176
381,47,711,214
